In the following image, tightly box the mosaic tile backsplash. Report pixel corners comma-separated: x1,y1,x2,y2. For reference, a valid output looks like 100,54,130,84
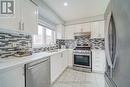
56,39,76,49
90,38,105,50
33,45,58,53
75,35,91,46
56,38,105,50
0,31,32,58
0,30,104,58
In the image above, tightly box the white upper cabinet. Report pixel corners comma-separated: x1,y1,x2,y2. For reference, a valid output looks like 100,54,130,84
21,0,38,34
98,21,105,38
75,24,82,32
65,25,75,39
74,23,91,33
91,21,100,38
91,21,104,38
0,0,21,31
65,21,104,39
82,23,91,32
56,24,65,39
0,0,38,34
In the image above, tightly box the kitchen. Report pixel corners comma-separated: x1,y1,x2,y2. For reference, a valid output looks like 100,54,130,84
0,0,130,87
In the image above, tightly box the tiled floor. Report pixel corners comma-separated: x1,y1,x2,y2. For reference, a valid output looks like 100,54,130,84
51,68,105,87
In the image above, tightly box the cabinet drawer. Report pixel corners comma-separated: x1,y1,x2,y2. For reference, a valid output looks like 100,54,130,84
94,54,105,58
93,63,104,67
93,60,105,67
93,60,102,65
93,65,105,72
93,58,105,62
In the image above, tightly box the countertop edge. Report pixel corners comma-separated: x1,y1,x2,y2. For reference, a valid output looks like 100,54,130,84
0,49,69,73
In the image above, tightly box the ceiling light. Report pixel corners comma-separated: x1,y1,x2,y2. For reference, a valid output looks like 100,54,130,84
64,2,68,6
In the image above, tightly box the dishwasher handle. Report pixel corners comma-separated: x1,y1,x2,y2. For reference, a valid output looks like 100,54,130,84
26,58,49,70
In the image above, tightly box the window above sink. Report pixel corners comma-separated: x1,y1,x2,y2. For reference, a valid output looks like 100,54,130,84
33,25,56,48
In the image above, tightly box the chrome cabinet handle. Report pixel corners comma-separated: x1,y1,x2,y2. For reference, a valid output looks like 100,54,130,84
22,23,24,31
19,21,22,30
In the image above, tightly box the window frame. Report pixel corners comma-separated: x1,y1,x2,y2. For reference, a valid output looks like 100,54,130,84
32,24,56,48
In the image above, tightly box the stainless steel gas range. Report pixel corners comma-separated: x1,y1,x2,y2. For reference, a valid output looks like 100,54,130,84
73,47,92,72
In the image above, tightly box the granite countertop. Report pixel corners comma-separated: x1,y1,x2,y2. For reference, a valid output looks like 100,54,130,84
0,49,70,73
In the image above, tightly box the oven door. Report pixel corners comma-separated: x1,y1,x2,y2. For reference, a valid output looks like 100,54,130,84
73,53,91,68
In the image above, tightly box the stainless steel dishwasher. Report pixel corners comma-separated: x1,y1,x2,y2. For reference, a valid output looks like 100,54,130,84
25,57,50,87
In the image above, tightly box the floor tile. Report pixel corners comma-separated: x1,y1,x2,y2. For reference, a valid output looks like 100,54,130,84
51,68,105,87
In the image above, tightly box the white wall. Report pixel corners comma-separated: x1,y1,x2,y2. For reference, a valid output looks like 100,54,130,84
65,15,104,26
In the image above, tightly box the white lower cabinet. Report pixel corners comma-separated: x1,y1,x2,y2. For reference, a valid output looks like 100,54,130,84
92,50,106,73
62,50,68,71
50,50,69,84
50,53,61,84
0,66,25,87
0,50,73,87
67,50,73,67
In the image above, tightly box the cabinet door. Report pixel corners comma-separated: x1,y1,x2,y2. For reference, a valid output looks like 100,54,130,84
50,51,69,84
56,24,65,39
92,50,106,73
67,50,73,67
91,21,105,38
0,66,25,87
75,24,82,32
62,51,68,70
82,23,91,32
91,21,99,38
50,53,61,84
21,0,38,34
99,21,105,38
58,52,68,78
0,0,21,31
65,25,75,39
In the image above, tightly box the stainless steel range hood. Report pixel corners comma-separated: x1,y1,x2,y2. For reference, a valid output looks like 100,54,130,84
74,32,91,37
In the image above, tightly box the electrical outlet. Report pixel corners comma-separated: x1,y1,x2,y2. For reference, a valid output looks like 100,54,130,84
12,43,17,48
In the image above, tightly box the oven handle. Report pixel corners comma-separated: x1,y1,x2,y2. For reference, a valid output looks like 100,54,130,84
73,53,91,56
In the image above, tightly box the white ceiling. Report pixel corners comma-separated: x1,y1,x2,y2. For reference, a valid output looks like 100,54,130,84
42,0,110,22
